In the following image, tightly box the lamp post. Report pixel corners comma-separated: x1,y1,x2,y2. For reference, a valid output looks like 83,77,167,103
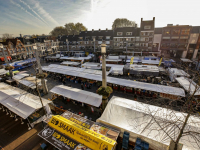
0,44,13,79
126,38,128,64
33,45,48,95
93,38,95,53
101,44,107,88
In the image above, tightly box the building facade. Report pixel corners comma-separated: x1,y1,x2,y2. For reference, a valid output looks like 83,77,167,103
0,39,28,60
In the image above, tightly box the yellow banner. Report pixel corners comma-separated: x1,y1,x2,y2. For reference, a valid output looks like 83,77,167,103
130,57,134,65
158,57,162,66
48,115,116,150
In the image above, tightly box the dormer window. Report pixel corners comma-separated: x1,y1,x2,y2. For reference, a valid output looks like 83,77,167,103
117,32,123,36
126,32,132,35
144,25,151,29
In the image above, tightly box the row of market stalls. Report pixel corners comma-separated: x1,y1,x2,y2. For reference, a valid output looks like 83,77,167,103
42,64,185,98
0,83,52,129
7,58,36,71
97,96,200,150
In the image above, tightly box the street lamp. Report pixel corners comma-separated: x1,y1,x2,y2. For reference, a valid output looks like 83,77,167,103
93,38,95,53
101,44,107,88
66,39,69,52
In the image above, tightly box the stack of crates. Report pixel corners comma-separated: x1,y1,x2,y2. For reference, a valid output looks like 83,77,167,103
134,138,149,150
122,131,130,150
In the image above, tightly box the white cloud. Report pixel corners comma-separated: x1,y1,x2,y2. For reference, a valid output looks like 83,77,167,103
30,0,59,26
19,0,49,26
10,0,48,26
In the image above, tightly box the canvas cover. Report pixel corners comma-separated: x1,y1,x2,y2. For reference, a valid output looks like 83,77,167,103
97,96,200,150
50,85,102,107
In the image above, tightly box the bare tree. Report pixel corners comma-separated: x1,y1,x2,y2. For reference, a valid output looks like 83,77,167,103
2,33,12,40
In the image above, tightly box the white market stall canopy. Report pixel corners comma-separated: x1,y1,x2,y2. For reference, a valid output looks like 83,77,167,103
50,85,102,107
176,77,200,95
42,65,185,97
61,61,80,66
44,64,109,76
180,58,192,63
13,73,30,81
15,76,44,89
168,68,190,76
97,96,200,150
0,83,52,119
60,56,92,61
0,69,9,76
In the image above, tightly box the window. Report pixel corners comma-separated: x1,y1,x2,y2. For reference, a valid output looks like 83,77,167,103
114,38,118,42
141,32,145,36
144,25,151,29
98,41,102,44
172,29,180,35
148,43,152,47
181,29,190,35
163,29,170,35
171,44,177,48
135,43,139,47
117,32,123,36
149,32,153,36
106,41,110,44
171,39,179,42
145,38,149,41
126,32,132,35
85,36,89,40
126,38,131,41
79,37,83,40
106,36,110,39
136,37,140,41
98,36,103,40
140,37,145,41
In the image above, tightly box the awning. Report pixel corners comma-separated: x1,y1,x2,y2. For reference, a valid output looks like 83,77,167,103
50,85,102,107
176,77,200,95
13,73,30,81
0,69,9,76
0,83,52,119
97,96,200,150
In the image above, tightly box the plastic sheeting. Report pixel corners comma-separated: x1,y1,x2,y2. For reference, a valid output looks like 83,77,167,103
50,85,102,107
97,96,200,150
176,77,200,95
0,83,52,119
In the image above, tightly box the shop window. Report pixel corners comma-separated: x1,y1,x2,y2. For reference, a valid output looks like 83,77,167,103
181,29,190,35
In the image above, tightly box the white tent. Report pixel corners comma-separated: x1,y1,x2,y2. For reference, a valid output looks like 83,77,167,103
13,73,30,81
0,69,9,76
0,83,52,119
50,85,102,107
42,65,185,97
97,96,200,150
176,77,200,95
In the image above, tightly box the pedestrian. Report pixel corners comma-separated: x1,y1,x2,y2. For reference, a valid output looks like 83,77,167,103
0,146,4,150
81,83,84,90
124,86,126,93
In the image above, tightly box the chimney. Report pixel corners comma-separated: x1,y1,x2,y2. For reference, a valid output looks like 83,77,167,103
153,17,155,21
92,29,94,32
106,28,108,30
99,29,101,32
141,18,143,21
135,24,137,28
20,34,22,38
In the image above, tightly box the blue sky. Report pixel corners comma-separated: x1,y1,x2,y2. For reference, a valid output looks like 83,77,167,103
0,0,200,37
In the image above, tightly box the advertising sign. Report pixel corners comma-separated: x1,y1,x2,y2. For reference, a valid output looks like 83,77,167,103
48,115,116,150
38,127,90,150
130,57,134,65
61,111,94,129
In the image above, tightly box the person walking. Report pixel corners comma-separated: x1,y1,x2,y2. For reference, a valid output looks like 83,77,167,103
81,83,84,90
